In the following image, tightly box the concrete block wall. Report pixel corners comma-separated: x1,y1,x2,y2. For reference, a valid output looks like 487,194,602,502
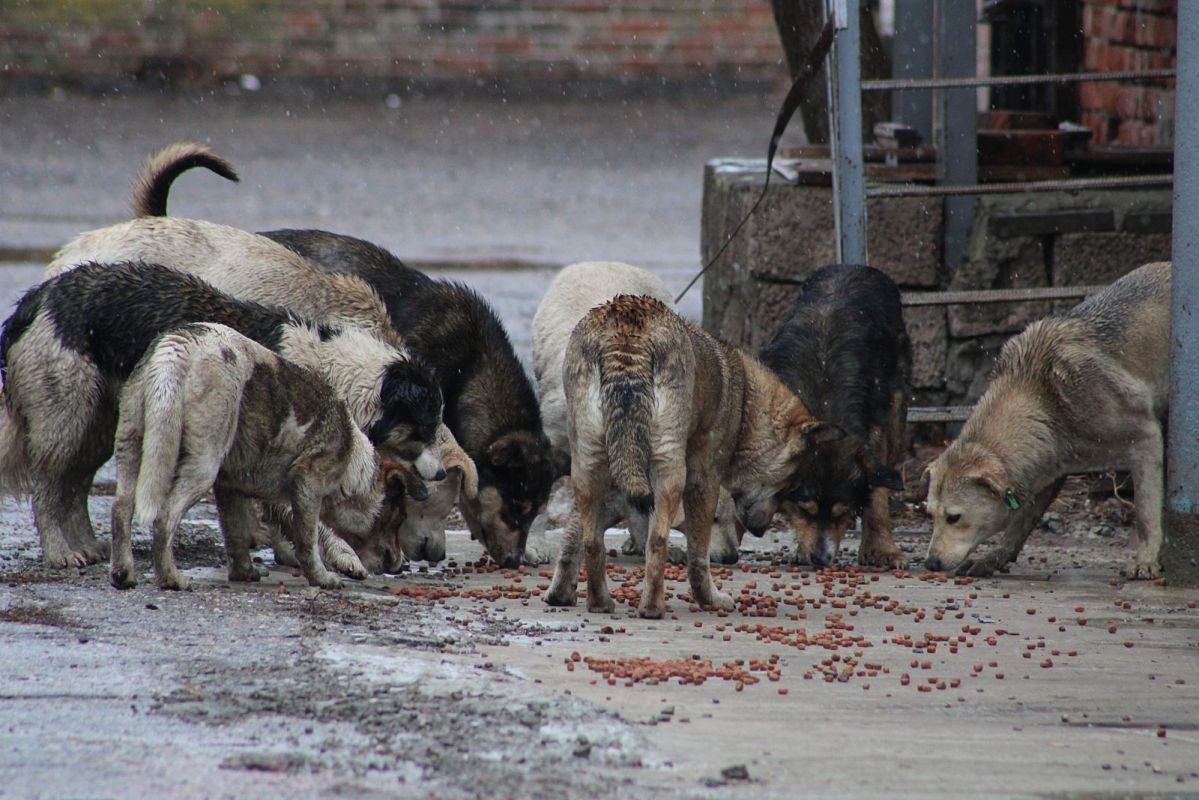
1079,0,1177,145
700,162,1172,407
0,1,784,89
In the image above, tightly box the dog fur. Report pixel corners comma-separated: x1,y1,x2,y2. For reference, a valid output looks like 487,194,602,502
261,228,560,568
0,262,440,569
530,260,742,565
759,264,909,568
109,323,377,590
924,261,1170,579
545,295,836,618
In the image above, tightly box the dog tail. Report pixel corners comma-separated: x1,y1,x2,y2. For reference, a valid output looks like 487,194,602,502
132,141,239,218
0,395,30,498
598,344,656,514
131,349,190,530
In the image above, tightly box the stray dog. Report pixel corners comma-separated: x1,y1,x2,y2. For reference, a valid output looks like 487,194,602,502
924,261,1170,579
759,264,909,568
530,260,742,564
109,323,377,590
109,143,551,568
261,229,561,568
545,295,837,618
0,262,442,569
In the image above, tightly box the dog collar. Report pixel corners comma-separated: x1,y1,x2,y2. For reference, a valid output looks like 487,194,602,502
1005,489,1021,510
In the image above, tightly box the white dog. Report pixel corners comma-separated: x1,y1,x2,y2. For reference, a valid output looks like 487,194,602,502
110,323,378,590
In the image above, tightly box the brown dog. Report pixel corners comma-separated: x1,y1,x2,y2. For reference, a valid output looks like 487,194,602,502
546,295,837,619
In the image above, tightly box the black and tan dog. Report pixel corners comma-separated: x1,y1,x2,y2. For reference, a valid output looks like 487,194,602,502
547,295,838,619
760,264,909,568
261,230,560,569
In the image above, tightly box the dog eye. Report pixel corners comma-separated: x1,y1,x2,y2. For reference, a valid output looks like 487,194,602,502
946,513,961,525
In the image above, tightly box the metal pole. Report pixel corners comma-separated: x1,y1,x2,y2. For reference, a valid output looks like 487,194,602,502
1164,0,1199,584
828,0,867,265
892,0,934,142
936,0,977,269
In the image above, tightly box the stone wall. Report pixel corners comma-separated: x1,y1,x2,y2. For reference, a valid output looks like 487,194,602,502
0,1,784,91
700,161,1172,406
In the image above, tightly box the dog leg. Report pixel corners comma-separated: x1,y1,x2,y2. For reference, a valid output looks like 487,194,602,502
859,486,907,568
579,484,616,614
681,484,734,611
32,475,92,569
955,478,1064,577
1125,425,1164,579
522,511,554,566
638,484,683,619
705,490,742,565
286,488,343,590
109,488,137,590
216,487,264,584
318,523,368,580
545,508,583,606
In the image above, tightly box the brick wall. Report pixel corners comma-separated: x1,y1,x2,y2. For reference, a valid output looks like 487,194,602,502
1079,0,1176,145
0,1,785,90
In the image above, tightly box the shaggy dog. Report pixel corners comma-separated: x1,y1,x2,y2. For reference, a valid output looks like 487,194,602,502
95,142,545,569
530,260,741,564
109,323,378,590
262,229,561,569
924,261,1169,579
0,262,441,569
545,295,837,619
760,264,909,568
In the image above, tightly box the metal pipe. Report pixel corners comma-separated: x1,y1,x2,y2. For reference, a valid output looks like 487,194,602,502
828,0,868,264
892,0,935,143
936,0,977,269
900,285,1104,306
1164,0,1199,583
868,173,1173,198
863,68,1176,91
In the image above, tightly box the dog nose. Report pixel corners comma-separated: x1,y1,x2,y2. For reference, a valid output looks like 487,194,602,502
810,549,832,567
431,467,446,482
419,536,445,564
379,548,397,573
925,555,943,572
500,548,522,569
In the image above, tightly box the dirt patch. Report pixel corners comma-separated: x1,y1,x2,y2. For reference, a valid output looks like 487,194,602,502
0,603,75,628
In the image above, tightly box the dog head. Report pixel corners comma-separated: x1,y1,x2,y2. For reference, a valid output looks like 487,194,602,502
924,442,1016,572
780,434,903,566
459,429,557,568
369,359,445,481
730,417,847,537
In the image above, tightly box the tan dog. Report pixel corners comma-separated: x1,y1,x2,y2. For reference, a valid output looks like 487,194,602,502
545,295,836,619
925,261,1170,579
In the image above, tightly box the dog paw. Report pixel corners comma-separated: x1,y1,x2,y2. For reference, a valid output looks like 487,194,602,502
308,571,344,591
859,546,908,570
522,537,554,566
701,590,735,612
1122,557,1161,580
110,567,137,590
954,555,1001,577
157,574,191,591
77,539,110,564
544,584,578,606
228,564,263,583
636,602,664,619
323,543,368,580
589,597,617,615
620,535,644,557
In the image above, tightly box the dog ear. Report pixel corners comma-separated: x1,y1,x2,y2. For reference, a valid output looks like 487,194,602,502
968,457,1008,500
800,420,846,448
870,464,904,491
487,432,527,469
437,424,479,500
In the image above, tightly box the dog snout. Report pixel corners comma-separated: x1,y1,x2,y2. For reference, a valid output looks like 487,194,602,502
419,536,446,564
379,547,398,574
925,555,944,572
414,449,444,481
810,548,833,567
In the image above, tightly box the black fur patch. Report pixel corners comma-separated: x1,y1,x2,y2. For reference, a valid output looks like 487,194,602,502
0,284,44,387
628,493,655,515
760,264,910,440
4,262,303,380
263,228,557,532
368,359,443,446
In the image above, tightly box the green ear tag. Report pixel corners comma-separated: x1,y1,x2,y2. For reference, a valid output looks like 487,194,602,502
1005,489,1021,510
